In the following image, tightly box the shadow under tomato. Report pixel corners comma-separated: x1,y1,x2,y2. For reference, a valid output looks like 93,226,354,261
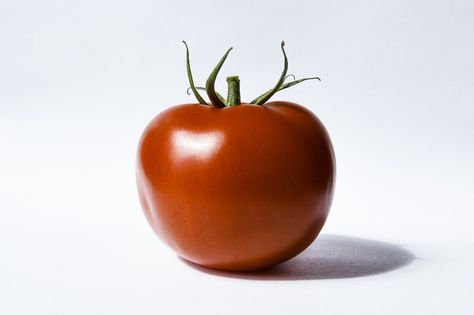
180,234,415,280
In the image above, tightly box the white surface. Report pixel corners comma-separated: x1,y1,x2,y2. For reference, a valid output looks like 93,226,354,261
1,0,474,314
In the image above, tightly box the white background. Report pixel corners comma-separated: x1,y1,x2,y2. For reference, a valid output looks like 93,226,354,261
1,0,473,314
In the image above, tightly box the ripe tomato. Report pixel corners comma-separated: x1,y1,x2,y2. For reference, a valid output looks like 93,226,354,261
136,42,335,271
136,102,335,271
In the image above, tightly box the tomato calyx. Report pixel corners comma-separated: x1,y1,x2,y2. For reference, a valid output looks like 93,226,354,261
183,41,321,108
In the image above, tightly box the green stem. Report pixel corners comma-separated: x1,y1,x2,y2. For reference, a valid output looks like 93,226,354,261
206,47,233,108
226,76,241,106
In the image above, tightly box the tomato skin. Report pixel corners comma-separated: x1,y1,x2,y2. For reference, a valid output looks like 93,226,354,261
136,102,335,271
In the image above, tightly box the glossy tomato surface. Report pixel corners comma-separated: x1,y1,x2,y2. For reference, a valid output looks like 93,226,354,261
136,101,335,271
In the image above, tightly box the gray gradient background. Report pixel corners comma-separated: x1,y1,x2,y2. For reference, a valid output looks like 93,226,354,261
1,0,473,314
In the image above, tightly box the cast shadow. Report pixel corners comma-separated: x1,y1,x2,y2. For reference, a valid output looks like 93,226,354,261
181,234,415,280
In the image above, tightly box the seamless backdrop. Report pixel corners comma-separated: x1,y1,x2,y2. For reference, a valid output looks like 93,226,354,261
1,0,473,314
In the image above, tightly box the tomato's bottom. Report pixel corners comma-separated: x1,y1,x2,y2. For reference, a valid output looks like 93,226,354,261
174,226,324,272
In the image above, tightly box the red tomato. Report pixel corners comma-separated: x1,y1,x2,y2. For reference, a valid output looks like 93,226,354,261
136,101,335,271
136,41,335,271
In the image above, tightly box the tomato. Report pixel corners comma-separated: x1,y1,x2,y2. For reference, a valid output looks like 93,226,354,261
136,42,335,271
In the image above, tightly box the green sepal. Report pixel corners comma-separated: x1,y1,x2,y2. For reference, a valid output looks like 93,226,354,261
205,47,233,108
252,41,288,105
182,41,207,105
187,86,226,104
250,77,320,104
